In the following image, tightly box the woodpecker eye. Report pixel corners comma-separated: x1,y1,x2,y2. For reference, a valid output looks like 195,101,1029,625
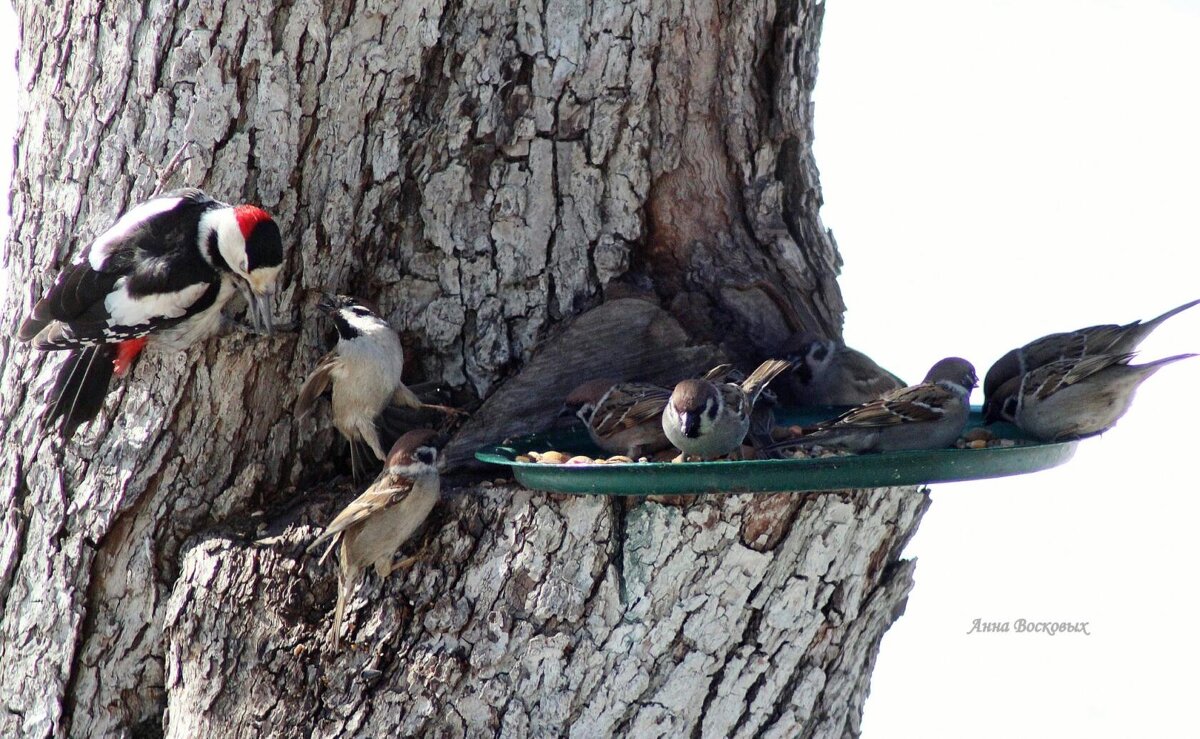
415,447,436,465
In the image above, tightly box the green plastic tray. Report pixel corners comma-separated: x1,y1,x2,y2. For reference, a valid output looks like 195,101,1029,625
474,407,1078,495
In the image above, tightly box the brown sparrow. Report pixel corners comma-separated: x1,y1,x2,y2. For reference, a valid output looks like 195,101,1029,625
662,359,792,459
771,357,977,454
563,380,674,458
776,331,906,407
309,429,442,648
987,352,1196,441
983,298,1200,418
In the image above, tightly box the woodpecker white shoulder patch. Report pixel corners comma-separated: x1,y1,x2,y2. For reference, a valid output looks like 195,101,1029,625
104,279,210,327
88,196,186,270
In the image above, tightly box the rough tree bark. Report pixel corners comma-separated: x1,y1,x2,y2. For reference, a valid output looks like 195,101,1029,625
0,1,928,737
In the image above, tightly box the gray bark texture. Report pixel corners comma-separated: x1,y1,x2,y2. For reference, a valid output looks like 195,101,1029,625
0,0,929,737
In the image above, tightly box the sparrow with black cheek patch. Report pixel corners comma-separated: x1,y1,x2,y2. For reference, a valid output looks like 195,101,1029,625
308,429,442,649
297,294,461,479
769,357,978,454
989,352,1196,441
662,359,792,460
776,331,906,407
983,298,1200,419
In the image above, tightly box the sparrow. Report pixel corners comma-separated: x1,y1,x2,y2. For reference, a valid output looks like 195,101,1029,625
710,366,783,456
987,352,1196,441
775,331,907,407
983,297,1200,418
662,359,792,459
563,379,674,458
769,357,978,454
737,280,904,406
18,188,284,437
296,294,460,479
308,429,442,648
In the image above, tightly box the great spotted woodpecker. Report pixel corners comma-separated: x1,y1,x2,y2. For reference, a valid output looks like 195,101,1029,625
296,294,464,479
18,188,285,437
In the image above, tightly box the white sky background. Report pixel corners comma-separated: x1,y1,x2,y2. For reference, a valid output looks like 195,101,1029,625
0,1,1197,736
814,1,1200,737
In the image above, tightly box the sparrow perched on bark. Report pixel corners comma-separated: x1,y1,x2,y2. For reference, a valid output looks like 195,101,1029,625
983,297,1200,418
986,352,1196,441
770,357,978,454
775,332,906,407
308,429,442,649
18,189,284,437
297,294,460,479
662,359,792,459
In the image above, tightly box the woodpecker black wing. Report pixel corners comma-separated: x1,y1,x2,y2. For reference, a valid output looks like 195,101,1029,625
19,190,225,350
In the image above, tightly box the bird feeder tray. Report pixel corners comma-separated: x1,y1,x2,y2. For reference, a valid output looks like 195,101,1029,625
474,407,1078,495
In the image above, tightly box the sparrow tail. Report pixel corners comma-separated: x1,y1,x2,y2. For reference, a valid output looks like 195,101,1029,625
1126,298,1200,348
739,359,793,405
44,345,116,438
1132,352,1198,378
331,564,353,649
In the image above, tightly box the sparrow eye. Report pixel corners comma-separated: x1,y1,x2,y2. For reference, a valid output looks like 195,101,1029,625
415,447,436,465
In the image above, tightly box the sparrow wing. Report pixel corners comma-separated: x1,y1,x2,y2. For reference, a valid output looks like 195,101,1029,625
700,364,735,382
309,475,414,553
822,383,950,428
296,352,339,417
1027,352,1135,400
591,383,671,437
837,347,906,398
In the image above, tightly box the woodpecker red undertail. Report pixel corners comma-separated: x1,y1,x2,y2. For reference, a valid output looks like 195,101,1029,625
18,188,285,437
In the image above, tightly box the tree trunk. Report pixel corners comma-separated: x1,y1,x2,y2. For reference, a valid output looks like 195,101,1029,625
0,1,927,737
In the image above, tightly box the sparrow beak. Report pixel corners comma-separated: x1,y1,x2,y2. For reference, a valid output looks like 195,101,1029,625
243,284,276,335
681,411,702,439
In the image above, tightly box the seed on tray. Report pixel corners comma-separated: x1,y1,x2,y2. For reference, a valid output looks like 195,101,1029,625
963,428,994,443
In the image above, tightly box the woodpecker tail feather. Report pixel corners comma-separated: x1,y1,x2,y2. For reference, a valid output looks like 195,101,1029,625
44,346,117,438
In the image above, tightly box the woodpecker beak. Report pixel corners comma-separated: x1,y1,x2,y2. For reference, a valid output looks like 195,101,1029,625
244,284,275,334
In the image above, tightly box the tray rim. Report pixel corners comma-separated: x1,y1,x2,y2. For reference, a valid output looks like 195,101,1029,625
474,407,1080,496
